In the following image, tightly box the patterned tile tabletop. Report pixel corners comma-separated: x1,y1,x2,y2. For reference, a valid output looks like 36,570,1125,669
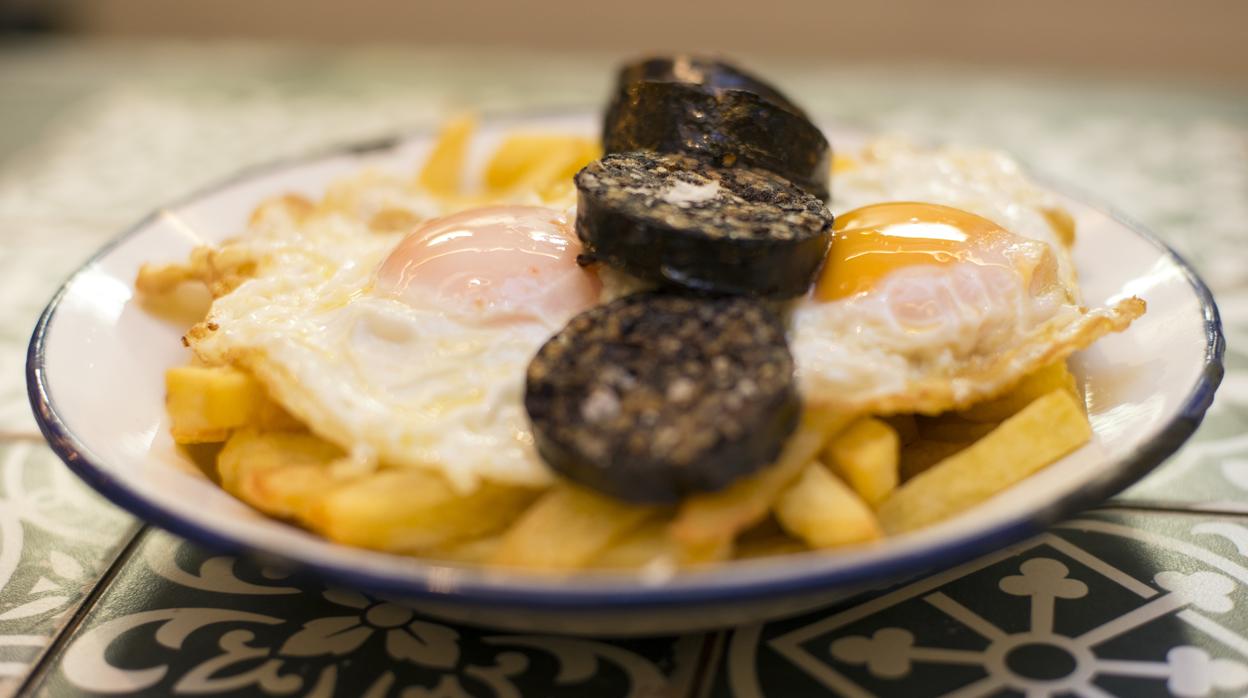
0,40,1245,697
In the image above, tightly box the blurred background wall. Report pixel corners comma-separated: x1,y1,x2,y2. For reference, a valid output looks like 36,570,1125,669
1,0,1245,81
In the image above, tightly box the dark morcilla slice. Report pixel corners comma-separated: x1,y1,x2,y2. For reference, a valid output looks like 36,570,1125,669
524,291,799,504
613,54,808,118
574,151,833,298
603,80,830,201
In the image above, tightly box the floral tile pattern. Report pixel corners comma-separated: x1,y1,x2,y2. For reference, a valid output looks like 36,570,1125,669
0,443,135,695
708,510,1248,697
29,530,705,698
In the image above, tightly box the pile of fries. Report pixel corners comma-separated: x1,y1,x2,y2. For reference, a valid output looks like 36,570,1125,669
139,119,1094,572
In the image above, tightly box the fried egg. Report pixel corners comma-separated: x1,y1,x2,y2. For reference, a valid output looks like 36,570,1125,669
790,140,1144,414
190,204,600,490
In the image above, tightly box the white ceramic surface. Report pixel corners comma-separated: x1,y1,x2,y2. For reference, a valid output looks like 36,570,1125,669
27,113,1222,635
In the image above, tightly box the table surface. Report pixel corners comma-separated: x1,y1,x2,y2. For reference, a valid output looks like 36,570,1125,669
1,40,1246,698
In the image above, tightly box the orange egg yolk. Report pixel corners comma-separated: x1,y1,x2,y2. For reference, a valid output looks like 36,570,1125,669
815,202,1014,301
376,205,601,325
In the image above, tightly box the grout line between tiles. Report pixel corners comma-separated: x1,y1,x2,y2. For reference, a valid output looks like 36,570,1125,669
13,524,150,698
1093,501,1248,518
687,631,729,698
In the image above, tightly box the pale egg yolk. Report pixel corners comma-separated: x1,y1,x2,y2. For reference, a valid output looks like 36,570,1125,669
376,205,601,325
815,202,1015,301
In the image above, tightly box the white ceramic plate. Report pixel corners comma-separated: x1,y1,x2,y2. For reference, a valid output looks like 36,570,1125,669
27,113,1223,635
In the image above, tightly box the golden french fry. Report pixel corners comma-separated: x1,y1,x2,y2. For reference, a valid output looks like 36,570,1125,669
483,133,599,194
899,439,969,481
308,469,539,554
883,414,920,445
166,365,301,443
775,464,883,548
879,390,1092,534
492,485,656,570
824,417,900,506
670,408,852,559
216,429,345,518
428,535,503,564
590,520,679,569
167,366,263,443
417,114,476,197
916,415,999,443
957,361,1079,423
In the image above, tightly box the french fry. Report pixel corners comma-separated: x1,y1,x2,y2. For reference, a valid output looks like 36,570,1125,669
216,429,345,518
916,415,999,443
429,535,504,564
670,408,852,559
824,417,900,506
590,520,679,569
307,469,539,555
899,439,969,481
776,464,883,548
483,134,599,194
166,365,301,443
878,390,1092,534
956,361,1079,423
417,113,476,197
492,485,656,570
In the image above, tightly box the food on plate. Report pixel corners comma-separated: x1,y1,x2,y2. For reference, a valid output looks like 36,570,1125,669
574,151,833,297
877,389,1092,533
612,55,809,118
135,55,1146,573
604,80,831,200
775,463,883,548
525,292,798,503
824,417,900,507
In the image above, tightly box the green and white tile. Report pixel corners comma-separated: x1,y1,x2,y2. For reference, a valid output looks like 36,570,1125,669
0,443,135,695
707,509,1248,697
29,529,706,698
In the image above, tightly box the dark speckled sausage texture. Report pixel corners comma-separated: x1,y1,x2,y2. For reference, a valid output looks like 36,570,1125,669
604,81,831,201
524,292,800,503
574,151,833,298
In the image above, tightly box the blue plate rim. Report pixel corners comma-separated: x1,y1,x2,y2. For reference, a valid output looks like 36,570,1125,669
25,119,1225,611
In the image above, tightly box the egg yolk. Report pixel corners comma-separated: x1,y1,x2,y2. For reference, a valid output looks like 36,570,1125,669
376,205,601,325
815,202,1014,301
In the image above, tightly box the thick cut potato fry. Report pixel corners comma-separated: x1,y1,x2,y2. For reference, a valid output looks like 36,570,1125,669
879,390,1091,534
957,361,1079,423
483,134,599,194
899,439,969,481
825,417,899,506
492,485,656,570
590,520,679,569
417,114,476,197
776,464,883,548
917,415,1000,443
167,365,301,443
307,470,539,554
216,429,344,518
428,536,503,564
670,408,852,559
